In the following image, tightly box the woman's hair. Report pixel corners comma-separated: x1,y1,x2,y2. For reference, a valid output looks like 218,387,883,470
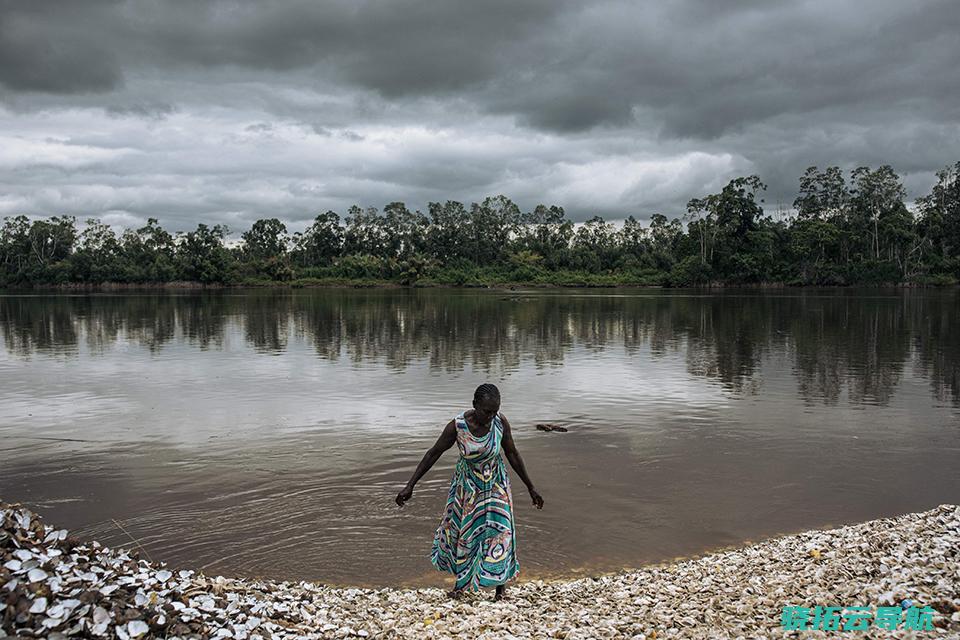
474,383,500,404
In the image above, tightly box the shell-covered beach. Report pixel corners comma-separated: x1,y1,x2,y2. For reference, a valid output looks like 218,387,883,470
2,500,958,639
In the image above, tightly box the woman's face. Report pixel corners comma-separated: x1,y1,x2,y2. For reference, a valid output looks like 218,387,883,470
472,396,500,426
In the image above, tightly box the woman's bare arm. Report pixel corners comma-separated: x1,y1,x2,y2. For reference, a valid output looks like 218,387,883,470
499,413,544,508
396,420,457,506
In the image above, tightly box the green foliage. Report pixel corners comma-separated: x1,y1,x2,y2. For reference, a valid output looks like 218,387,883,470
916,161,960,276
72,218,122,282
120,218,177,282
177,223,236,283
669,255,713,286
506,249,546,281
241,218,289,262
397,252,439,285
906,272,958,286
291,211,343,268
332,254,388,279
845,259,902,285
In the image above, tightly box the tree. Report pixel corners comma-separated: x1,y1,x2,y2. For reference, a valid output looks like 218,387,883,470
709,176,767,281
648,213,683,271
0,215,77,283
382,202,429,260
571,215,616,272
465,195,522,266
715,176,766,238
617,215,650,269
789,167,848,281
849,165,906,262
684,176,767,281
291,211,343,268
790,218,841,283
0,215,34,280
916,161,960,276
120,218,177,282
426,200,470,264
73,218,122,282
343,205,386,257
683,197,718,268
795,166,848,221
241,218,289,262
177,223,235,283
517,204,572,269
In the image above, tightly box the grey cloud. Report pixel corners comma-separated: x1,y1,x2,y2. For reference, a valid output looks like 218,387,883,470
0,0,957,226
0,1,123,94
106,102,177,119
309,125,333,137
4,0,958,139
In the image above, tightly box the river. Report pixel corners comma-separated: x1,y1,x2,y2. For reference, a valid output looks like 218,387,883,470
1,287,957,587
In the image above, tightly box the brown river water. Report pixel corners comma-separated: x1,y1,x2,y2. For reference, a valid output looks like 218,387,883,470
1,287,958,588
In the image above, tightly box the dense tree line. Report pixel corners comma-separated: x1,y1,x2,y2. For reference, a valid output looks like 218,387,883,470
2,162,959,287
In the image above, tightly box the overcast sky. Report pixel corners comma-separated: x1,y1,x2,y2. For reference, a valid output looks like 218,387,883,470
1,0,958,234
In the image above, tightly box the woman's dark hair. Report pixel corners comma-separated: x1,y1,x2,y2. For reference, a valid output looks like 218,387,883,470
474,383,500,404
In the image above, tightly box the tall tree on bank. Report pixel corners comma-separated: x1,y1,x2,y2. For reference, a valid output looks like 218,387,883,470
291,211,343,268
791,167,848,282
571,215,617,272
177,223,234,284
240,218,292,281
72,219,121,283
382,202,430,260
617,215,651,271
916,161,960,278
849,165,908,263
0,215,77,283
466,195,522,266
517,204,573,270
120,218,177,282
684,197,718,269
427,200,471,265
241,218,289,262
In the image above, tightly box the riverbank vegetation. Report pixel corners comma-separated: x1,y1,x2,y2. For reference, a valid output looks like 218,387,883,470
2,163,959,288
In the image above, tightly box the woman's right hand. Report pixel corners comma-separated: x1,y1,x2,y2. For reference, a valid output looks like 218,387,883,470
396,484,414,507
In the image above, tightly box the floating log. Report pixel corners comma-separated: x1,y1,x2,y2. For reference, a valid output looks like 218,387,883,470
534,423,568,432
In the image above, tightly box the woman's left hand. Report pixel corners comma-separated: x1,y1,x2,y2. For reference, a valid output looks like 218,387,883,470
529,487,544,509
396,484,414,507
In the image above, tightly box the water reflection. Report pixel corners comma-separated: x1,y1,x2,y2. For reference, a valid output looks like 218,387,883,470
1,288,957,406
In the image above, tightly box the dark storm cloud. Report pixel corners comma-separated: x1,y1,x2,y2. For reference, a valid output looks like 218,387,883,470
1,0,574,95
3,0,958,135
0,0,957,226
0,0,123,93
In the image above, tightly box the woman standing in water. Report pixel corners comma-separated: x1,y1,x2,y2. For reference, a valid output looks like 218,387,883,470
396,383,544,601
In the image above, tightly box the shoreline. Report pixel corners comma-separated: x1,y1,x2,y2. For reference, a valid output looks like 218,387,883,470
3,502,958,638
2,279,958,292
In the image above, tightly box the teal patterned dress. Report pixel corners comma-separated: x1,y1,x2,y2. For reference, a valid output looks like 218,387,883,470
430,410,520,590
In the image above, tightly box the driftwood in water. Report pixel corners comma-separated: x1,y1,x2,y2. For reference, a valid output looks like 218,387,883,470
535,423,568,432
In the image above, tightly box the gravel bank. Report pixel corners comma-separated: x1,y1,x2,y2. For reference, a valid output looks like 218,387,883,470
2,501,958,639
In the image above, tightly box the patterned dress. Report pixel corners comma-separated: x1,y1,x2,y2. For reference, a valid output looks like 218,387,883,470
430,410,520,591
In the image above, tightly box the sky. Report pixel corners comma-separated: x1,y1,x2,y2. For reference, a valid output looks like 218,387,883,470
1,0,959,235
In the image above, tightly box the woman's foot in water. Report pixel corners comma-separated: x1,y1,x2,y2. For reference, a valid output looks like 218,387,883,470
494,585,506,601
